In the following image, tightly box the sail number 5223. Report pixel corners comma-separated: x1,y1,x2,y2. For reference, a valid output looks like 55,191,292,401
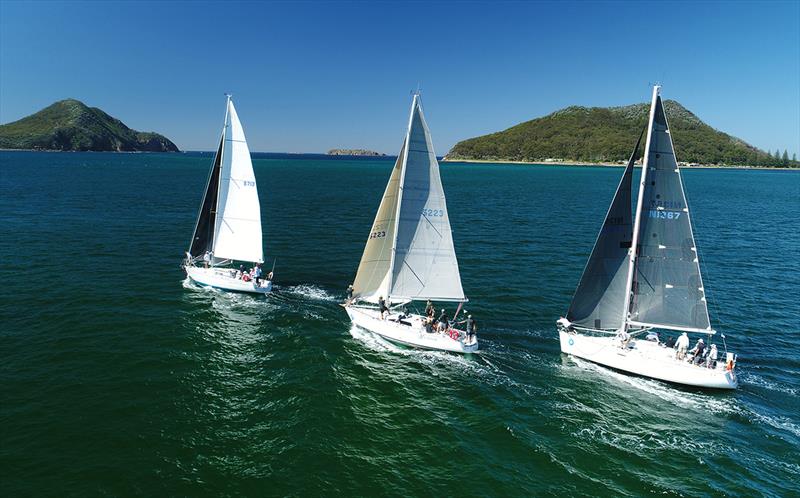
370,231,386,239
422,208,444,217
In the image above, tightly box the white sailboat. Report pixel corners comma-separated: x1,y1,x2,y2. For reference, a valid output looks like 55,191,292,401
344,94,477,353
558,86,737,389
183,95,272,294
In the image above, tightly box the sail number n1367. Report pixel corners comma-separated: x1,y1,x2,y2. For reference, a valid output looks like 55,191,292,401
648,210,681,220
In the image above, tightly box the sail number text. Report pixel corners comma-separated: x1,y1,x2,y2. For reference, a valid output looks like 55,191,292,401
422,208,444,217
370,231,386,239
648,210,681,220
243,180,256,187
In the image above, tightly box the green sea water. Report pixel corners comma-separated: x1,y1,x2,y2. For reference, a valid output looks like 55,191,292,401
1,151,798,497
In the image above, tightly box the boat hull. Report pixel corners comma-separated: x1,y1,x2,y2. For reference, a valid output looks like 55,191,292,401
558,329,737,389
185,266,272,294
345,306,478,354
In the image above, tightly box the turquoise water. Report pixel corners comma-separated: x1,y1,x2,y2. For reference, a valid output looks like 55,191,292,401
1,151,798,496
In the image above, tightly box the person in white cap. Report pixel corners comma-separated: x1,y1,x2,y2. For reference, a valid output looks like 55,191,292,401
705,344,719,369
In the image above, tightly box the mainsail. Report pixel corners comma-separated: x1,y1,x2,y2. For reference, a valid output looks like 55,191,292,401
211,98,263,263
566,128,644,330
627,92,711,332
352,94,465,304
188,97,263,264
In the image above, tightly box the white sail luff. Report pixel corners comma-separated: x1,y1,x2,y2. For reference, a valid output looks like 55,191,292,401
211,98,263,263
621,85,659,331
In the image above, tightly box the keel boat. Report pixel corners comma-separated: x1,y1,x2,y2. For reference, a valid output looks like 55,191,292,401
183,95,272,294
558,86,737,389
344,93,477,353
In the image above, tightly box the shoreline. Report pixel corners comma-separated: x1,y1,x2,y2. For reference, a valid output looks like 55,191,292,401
441,158,798,170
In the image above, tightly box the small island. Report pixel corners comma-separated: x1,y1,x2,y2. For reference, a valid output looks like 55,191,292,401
0,98,179,152
327,148,386,157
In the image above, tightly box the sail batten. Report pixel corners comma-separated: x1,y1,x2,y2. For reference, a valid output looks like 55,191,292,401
352,95,465,304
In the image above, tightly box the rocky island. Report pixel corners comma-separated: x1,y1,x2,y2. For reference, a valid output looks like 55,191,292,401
0,99,179,152
327,148,386,157
446,100,796,168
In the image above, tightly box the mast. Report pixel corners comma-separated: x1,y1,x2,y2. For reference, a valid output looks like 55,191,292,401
210,95,232,265
385,93,416,305
621,85,660,331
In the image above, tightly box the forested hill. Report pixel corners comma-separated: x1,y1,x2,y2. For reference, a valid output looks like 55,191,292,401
0,99,179,152
446,100,795,167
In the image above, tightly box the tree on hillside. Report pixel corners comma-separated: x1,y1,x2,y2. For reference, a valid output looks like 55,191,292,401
782,149,789,167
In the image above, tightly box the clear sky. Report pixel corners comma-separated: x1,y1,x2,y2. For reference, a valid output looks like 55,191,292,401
1,0,798,156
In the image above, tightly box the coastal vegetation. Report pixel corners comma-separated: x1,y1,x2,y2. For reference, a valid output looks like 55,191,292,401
0,99,179,152
447,100,798,167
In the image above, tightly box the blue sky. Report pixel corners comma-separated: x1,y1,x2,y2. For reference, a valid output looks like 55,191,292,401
1,1,798,156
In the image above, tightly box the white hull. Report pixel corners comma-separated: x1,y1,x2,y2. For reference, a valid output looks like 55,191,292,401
558,329,737,389
185,266,272,294
345,306,478,354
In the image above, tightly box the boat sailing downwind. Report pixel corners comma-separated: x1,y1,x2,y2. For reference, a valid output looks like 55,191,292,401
183,95,272,294
558,86,737,389
344,94,477,353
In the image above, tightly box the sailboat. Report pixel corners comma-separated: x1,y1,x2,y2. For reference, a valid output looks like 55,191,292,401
557,86,737,389
183,95,272,294
344,94,477,353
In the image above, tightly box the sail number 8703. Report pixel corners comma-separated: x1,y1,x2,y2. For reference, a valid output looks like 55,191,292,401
422,208,444,217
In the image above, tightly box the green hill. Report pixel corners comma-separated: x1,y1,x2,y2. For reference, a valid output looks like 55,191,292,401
447,100,792,167
0,99,179,152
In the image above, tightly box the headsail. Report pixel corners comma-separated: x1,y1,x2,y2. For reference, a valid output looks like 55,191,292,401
189,130,224,258
352,95,465,304
211,98,264,263
627,91,712,332
351,139,406,303
566,128,644,330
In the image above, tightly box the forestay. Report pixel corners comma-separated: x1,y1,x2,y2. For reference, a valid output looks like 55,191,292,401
566,129,643,330
628,95,711,332
212,99,264,263
352,95,465,304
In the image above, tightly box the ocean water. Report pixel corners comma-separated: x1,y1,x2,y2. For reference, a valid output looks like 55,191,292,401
1,151,798,497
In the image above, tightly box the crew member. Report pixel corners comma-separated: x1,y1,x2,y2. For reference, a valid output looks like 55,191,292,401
378,296,388,320
675,332,690,360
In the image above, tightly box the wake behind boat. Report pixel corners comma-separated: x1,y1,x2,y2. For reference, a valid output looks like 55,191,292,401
344,93,478,354
557,86,737,389
183,95,272,294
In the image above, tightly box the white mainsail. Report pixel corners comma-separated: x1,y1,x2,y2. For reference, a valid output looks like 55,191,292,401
211,97,264,263
352,95,465,304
